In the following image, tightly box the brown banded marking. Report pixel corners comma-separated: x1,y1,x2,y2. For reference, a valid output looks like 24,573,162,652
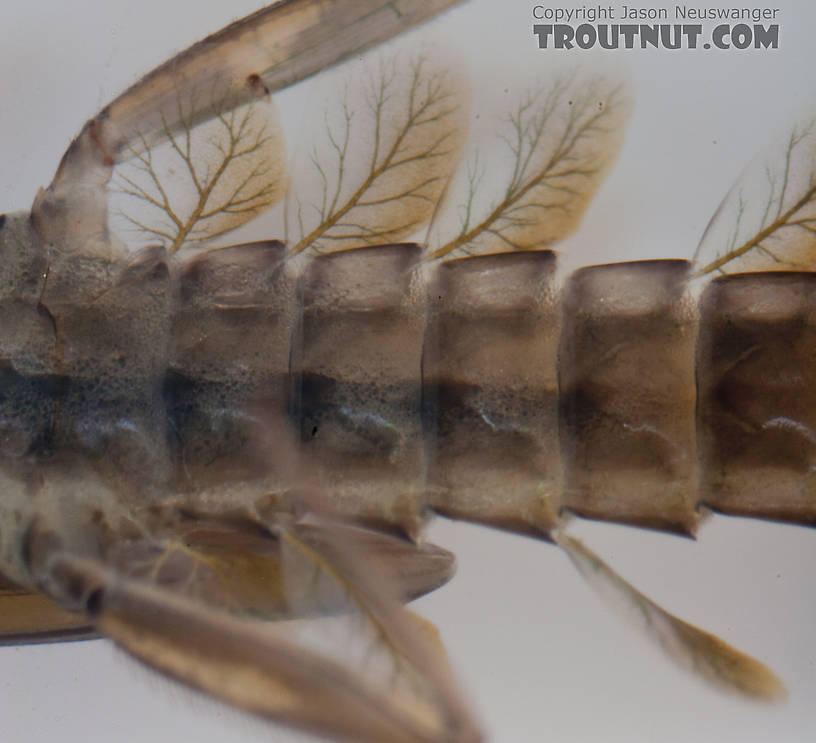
423,252,561,536
6,229,815,543
698,272,816,523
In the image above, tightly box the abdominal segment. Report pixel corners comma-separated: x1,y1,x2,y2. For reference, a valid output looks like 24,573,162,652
559,260,698,535
697,272,816,524
423,252,562,536
2,233,816,539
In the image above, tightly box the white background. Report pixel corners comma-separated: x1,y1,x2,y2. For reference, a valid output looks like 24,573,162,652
2,1,816,741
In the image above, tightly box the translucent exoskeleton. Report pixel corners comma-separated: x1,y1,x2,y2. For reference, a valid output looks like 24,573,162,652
2,2,816,742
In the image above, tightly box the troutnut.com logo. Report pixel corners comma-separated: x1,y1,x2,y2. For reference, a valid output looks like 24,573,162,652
532,6,780,49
